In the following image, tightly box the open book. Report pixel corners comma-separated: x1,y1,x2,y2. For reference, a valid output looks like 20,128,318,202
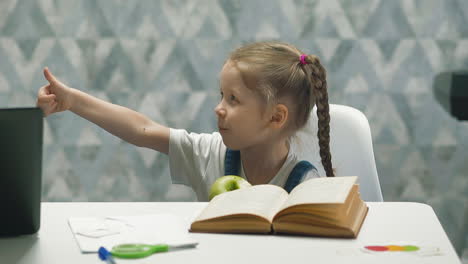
190,176,368,238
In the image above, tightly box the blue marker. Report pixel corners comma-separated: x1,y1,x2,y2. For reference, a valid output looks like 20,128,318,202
98,247,116,264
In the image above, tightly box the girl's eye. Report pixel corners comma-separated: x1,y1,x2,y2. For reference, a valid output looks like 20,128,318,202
219,91,238,104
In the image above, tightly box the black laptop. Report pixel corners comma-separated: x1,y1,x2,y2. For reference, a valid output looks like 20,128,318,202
0,107,43,236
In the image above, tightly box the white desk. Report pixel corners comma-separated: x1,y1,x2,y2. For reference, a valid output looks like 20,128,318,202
0,202,461,264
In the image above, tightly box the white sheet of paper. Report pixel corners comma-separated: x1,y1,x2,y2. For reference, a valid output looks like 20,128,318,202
68,213,198,253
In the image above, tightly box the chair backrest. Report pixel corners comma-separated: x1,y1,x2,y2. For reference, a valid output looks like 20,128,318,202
292,104,384,202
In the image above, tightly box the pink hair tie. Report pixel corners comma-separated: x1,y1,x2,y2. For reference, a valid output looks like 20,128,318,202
299,54,308,65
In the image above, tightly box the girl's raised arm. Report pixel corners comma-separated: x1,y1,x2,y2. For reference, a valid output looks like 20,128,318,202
36,67,170,154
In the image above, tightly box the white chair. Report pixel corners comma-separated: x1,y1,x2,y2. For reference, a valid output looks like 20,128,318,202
293,104,384,202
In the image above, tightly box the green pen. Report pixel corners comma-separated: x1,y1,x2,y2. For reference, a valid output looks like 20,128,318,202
111,242,198,259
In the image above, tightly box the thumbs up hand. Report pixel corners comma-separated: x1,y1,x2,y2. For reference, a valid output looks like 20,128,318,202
36,67,74,117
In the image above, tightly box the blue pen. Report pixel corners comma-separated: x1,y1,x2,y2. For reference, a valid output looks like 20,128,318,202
98,247,117,264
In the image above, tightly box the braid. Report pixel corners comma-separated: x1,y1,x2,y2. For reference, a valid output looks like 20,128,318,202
306,55,334,177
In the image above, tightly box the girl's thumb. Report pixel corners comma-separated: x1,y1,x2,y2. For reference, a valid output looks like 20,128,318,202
43,67,58,85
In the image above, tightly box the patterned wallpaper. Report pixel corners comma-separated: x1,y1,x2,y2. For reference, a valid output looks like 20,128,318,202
0,0,467,259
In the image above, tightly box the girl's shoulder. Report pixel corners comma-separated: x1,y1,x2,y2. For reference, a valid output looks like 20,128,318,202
170,128,225,152
170,128,222,141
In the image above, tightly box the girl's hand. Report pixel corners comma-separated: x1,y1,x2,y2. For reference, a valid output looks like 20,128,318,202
36,67,74,117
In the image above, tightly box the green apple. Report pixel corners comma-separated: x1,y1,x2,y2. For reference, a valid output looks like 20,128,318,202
209,175,252,200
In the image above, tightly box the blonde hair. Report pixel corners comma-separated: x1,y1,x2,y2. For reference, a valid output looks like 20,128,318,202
228,41,334,177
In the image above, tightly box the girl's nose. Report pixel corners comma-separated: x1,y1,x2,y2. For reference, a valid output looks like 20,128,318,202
214,102,226,118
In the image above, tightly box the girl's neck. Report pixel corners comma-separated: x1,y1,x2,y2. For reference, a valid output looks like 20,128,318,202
240,140,289,185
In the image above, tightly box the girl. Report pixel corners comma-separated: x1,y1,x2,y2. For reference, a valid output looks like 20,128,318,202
36,41,334,201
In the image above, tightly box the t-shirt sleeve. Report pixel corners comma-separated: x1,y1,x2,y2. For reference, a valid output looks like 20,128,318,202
168,128,225,200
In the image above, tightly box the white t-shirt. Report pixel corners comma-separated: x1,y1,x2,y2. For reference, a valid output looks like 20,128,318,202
168,128,320,201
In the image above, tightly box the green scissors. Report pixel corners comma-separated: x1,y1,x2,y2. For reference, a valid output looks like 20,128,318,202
111,242,198,259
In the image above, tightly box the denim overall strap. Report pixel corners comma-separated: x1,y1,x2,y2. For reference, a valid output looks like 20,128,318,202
224,148,241,176
284,161,316,193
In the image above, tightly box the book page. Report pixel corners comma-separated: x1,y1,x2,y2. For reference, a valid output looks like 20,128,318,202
279,176,358,210
194,185,289,223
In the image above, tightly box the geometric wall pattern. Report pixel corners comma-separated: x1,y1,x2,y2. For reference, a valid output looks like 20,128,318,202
0,0,467,260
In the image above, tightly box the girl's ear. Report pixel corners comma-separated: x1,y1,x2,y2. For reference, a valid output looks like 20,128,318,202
270,104,288,129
